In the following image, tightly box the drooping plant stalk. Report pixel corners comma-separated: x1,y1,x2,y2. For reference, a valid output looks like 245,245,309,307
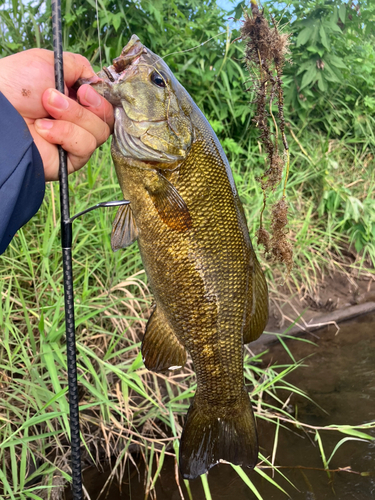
240,0,293,273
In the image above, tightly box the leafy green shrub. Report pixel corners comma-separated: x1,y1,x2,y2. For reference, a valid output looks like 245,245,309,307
264,0,375,143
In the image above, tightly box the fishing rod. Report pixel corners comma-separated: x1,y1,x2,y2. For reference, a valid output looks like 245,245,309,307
51,1,128,497
51,2,82,497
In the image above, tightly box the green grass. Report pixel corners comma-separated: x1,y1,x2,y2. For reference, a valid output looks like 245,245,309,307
1,133,375,499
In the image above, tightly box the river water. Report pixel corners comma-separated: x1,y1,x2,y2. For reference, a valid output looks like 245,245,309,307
66,313,375,499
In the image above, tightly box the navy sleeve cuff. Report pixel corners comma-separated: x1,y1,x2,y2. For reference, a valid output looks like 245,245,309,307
0,92,45,254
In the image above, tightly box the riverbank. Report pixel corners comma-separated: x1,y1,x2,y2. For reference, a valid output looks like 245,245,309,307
255,270,375,351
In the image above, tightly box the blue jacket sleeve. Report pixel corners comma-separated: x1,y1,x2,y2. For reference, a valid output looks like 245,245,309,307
0,92,45,254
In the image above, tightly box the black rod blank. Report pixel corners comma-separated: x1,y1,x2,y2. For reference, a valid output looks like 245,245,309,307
51,1,83,498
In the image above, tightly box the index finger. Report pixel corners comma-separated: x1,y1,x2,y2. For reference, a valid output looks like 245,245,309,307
62,52,100,88
77,84,114,132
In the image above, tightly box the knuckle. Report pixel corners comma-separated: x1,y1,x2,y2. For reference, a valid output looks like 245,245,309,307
75,103,85,122
88,135,97,155
72,52,91,68
78,134,97,158
98,123,110,146
65,121,76,138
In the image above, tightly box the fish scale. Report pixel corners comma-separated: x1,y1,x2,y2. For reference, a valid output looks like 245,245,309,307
84,34,269,479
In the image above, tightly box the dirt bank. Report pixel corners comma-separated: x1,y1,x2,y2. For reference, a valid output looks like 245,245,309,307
253,271,375,352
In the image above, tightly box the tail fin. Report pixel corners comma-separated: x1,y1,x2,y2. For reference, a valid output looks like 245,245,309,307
179,389,258,479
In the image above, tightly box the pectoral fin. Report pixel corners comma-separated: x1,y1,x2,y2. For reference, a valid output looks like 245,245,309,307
146,172,192,232
142,306,187,372
243,257,269,344
111,204,138,251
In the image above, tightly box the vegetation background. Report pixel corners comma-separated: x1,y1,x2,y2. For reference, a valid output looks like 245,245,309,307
0,0,374,499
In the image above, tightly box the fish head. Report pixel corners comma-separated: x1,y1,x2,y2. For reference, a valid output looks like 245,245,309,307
90,35,193,167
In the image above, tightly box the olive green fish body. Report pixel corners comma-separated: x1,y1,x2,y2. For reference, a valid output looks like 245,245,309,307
92,35,269,479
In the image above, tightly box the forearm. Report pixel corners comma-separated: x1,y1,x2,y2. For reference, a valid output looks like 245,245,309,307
0,92,45,254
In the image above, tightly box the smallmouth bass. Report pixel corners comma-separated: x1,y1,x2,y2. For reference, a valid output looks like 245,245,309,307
86,35,268,479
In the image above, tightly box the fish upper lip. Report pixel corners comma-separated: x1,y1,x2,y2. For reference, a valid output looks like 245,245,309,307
101,51,145,86
74,47,146,91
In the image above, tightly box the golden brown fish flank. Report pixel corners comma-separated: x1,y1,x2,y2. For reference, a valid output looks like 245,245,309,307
91,34,269,479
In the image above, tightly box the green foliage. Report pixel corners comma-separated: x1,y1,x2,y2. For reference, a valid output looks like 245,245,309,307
0,0,252,146
1,0,375,148
264,0,375,141
3,142,368,499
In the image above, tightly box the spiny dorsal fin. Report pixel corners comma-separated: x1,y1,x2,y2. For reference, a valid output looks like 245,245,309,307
142,306,187,372
111,204,138,252
146,172,192,232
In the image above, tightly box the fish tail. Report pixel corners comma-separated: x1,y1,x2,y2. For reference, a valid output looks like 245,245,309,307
179,388,258,480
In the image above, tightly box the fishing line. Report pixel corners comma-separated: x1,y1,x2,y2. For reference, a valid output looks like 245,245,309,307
95,0,107,125
95,0,102,69
161,31,227,60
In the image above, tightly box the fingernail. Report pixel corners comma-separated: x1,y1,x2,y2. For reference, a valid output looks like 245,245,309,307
48,89,69,110
35,119,54,130
84,86,102,108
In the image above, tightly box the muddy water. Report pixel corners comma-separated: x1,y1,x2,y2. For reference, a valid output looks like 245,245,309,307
67,313,375,499
254,312,375,499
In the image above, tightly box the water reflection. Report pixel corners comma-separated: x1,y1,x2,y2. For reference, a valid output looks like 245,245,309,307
256,312,375,499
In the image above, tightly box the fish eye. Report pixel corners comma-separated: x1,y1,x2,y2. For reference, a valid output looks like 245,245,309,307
151,71,167,88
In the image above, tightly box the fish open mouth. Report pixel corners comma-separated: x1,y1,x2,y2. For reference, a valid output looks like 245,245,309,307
101,34,147,84
73,34,147,98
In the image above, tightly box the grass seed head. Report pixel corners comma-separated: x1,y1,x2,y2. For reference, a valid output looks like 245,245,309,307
257,227,271,253
241,8,289,71
261,153,284,191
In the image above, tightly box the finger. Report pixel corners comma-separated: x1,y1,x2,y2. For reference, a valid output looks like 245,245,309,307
34,118,98,171
62,52,100,88
28,124,59,181
42,89,112,146
77,84,114,131
28,123,75,181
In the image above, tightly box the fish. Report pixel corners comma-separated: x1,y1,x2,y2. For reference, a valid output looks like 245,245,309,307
84,34,269,479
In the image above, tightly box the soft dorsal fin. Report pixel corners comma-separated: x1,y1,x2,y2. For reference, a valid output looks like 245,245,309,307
142,306,187,372
146,172,192,232
111,204,138,251
243,257,269,344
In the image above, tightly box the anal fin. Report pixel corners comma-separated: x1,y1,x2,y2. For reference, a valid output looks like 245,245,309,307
142,306,187,372
111,204,138,251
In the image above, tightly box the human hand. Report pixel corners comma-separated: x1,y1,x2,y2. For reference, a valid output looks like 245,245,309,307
0,48,114,181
